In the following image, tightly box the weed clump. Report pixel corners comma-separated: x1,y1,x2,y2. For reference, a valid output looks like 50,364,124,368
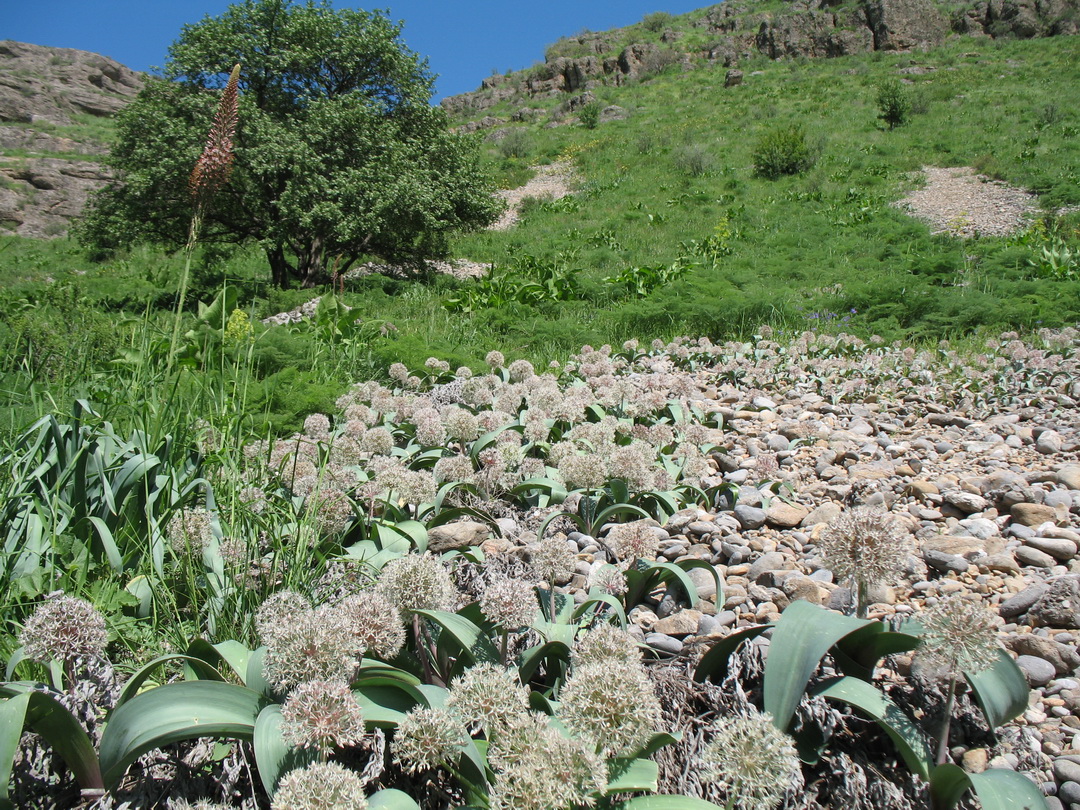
752,124,815,179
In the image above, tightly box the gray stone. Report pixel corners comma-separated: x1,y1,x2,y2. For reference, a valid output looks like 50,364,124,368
765,502,809,528
1017,655,1056,686
944,490,990,514
801,502,843,527
1037,429,1063,455
1026,535,1078,561
748,551,790,583
653,609,703,637
687,566,720,600
922,535,1005,558
1012,502,1058,527
1057,781,1080,805
714,610,738,628
1057,465,1080,490
1030,577,1080,628
1054,759,1080,785
1006,634,1080,676
1016,545,1057,569
924,549,970,574
999,584,1051,618
734,505,767,530
427,520,490,552
644,633,683,655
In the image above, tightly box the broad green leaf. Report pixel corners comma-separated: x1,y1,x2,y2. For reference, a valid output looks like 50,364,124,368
763,600,871,731
99,681,268,788
253,704,316,797
368,788,423,810
694,625,771,683
0,685,103,790
246,646,273,696
114,653,226,708
86,516,123,573
812,676,933,779
930,763,1048,810
966,649,1030,730
605,757,659,793
414,609,500,666
617,796,725,809
517,639,571,683
833,623,920,682
573,592,628,628
353,683,425,727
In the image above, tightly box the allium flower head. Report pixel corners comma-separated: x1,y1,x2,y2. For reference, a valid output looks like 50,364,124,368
588,563,627,597
376,553,458,617
816,506,912,614
392,706,468,773
556,659,661,754
530,536,577,584
487,712,607,810
485,350,505,369
21,595,108,665
917,595,1000,676
189,63,241,209
558,452,608,491
446,663,530,732
605,521,660,564
480,577,538,629
571,623,641,669
256,590,312,645
700,709,799,810
271,761,367,810
280,680,366,757
166,507,216,555
262,604,363,692
338,592,406,660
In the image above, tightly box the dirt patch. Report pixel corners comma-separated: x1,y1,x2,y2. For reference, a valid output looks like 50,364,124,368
895,166,1038,238
491,160,577,231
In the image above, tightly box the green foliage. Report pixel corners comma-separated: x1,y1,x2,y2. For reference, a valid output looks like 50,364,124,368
752,124,815,179
642,11,675,32
876,79,912,129
579,101,601,130
78,0,502,288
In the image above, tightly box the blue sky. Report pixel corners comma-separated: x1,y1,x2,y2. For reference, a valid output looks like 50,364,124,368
5,1,710,102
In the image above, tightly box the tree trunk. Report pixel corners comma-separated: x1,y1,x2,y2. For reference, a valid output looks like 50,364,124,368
298,237,327,288
267,245,292,289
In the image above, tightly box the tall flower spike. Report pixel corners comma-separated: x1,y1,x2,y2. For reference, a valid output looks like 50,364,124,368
189,64,241,215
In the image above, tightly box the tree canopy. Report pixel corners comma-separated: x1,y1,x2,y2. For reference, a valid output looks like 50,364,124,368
80,0,502,288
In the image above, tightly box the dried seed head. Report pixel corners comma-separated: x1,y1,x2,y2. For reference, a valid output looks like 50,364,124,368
917,595,1001,676
487,712,607,810
21,595,108,665
338,592,407,661
166,507,216,556
700,709,799,810
479,577,538,630
280,680,366,757
446,663,530,732
570,623,641,669
189,63,241,209
816,506,912,607
555,659,661,754
392,706,468,773
271,761,367,810
605,521,660,564
256,590,312,645
376,553,458,617
530,536,577,584
262,604,363,692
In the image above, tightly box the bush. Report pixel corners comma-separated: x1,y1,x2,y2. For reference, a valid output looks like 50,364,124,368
497,128,531,159
674,143,716,177
752,124,815,179
642,11,675,32
579,102,601,130
641,48,682,77
876,80,912,129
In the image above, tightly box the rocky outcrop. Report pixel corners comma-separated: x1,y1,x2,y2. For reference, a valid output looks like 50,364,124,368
0,41,142,238
0,40,142,126
441,0,1079,115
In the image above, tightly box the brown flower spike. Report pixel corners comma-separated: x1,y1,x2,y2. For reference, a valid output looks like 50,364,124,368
189,63,241,213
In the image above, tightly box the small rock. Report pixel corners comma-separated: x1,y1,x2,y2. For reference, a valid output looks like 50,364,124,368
924,549,970,574
1057,781,1080,805
1054,759,1080,785
644,633,683,655
1036,430,1063,455
734,505,767,530
1030,577,1080,628
427,520,490,552
1057,465,1080,490
1012,502,1058,527
962,748,989,773
766,502,809,528
1026,535,1079,561
999,583,1051,618
944,490,990,514
748,551,791,583
653,609,704,637
1005,634,1080,676
801,502,843,527
1016,545,1058,569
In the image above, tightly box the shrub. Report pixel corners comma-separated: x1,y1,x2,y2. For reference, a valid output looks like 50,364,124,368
674,143,716,177
642,11,675,32
579,102,601,130
497,128,531,159
752,124,815,179
876,80,912,129
641,48,682,77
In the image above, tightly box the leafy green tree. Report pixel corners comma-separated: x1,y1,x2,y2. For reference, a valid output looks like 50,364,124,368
79,0,502,288
876,79,912,130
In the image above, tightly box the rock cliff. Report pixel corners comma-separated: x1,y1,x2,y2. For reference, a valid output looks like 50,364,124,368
441,0,1079,118
0,40,143,238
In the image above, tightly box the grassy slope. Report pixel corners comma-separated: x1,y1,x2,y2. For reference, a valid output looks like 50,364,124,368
1,17,1079,435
